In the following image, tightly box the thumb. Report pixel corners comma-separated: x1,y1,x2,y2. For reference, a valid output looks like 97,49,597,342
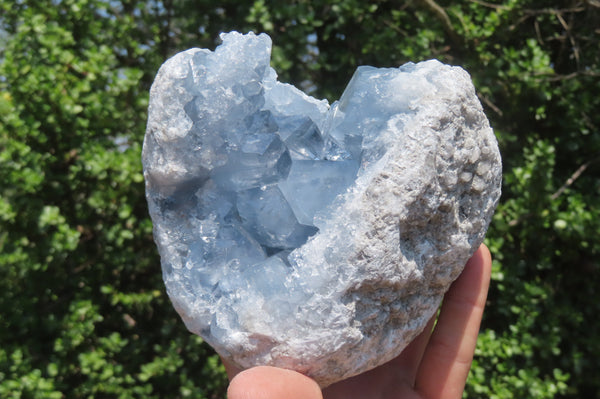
227,366,323,399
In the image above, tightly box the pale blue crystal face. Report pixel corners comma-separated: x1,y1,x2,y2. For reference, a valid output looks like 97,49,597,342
278,160,359,226
236,185,319,250
204,99,352,256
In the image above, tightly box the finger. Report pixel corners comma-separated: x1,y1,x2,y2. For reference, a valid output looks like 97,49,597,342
389,312,437,384
321,313,437,399
414,244,492,399
227,366,323,399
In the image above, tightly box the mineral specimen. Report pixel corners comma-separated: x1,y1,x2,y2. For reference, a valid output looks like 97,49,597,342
142,31,502,387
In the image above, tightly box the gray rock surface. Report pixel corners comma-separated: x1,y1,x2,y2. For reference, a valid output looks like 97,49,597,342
142,31,502,387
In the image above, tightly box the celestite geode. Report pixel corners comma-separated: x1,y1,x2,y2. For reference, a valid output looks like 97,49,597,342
142,31,501,387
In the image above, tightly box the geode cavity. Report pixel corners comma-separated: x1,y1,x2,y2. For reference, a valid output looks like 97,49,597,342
142,31,501,387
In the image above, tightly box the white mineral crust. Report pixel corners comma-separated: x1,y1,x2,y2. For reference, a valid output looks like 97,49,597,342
143,31,502,387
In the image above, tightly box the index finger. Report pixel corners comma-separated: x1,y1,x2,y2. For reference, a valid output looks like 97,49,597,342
415,244,492,399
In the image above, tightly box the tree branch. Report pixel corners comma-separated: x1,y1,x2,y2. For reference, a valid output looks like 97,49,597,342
417,0,462,47
532,70,600,82
551,156,600,200
555,11,580,69
467,0,509,10
477,92,503,116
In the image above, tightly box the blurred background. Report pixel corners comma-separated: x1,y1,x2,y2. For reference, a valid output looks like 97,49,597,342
1,0,599,397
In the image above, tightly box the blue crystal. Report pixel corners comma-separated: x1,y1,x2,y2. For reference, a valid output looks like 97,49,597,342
241,133,278,154
284,118,325,160
210,135,292,191
236,185,318,250
243,110,278,134
211,224,266,268
278,160,359,226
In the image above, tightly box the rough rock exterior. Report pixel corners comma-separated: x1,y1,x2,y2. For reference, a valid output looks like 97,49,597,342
142,31,502,387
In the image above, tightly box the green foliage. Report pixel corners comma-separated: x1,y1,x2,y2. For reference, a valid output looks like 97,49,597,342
1,0,598,397
0,0,226,397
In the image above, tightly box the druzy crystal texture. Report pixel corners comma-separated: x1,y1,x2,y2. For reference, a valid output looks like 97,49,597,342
143,31,502,387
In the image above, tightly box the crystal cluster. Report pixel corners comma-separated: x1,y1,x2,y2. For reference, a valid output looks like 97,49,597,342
143,31,502,387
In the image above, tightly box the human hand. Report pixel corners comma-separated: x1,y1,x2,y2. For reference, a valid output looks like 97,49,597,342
225,244,492,399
